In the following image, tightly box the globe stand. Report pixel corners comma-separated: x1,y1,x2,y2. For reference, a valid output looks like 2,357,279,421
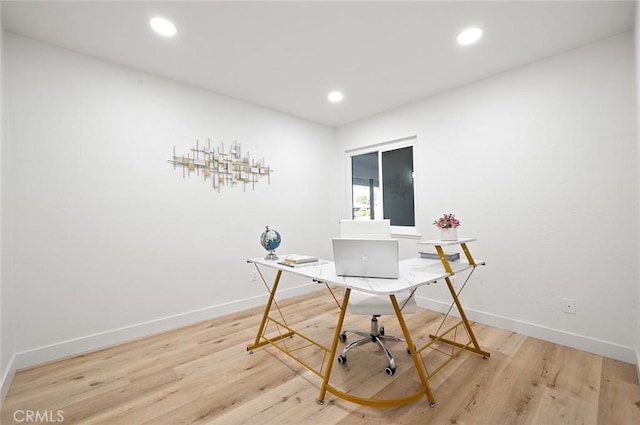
265,250,278,261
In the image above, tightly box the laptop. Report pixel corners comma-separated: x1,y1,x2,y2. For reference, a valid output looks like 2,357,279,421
332,238,399,279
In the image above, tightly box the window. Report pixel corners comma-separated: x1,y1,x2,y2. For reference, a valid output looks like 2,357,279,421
349,138,416,231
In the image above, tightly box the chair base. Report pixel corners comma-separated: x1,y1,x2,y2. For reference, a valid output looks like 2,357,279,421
337,315,407,376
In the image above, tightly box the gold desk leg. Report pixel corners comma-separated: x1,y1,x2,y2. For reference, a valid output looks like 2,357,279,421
390,294,437,407
440,276,490,357
317,287,351,405
247,270,294,352
460,242,476,266
432,244,490,358
435,245,454,274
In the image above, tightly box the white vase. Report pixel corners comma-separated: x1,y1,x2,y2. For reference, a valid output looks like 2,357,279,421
440,227,458,241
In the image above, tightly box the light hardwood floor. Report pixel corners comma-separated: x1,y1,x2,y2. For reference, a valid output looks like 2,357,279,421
2,288,640,425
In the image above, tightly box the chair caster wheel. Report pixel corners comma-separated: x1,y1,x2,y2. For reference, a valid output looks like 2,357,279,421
337,355,347,365
380,326,385,336
385,366,396,376
339,333,347,342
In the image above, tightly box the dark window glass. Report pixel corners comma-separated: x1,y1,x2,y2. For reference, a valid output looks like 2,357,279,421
382,147,415,226
351,145,415,227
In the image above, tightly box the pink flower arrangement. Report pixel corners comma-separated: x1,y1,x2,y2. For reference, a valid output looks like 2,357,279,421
433,213,460,229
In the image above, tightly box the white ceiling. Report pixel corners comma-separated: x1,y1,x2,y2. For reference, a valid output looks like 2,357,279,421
1,1,635,127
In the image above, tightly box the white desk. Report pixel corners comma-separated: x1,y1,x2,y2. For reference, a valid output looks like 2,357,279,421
247,242,488,408
249,256,451,295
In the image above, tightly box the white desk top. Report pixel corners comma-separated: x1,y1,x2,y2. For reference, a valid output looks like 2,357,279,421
248,256,477,296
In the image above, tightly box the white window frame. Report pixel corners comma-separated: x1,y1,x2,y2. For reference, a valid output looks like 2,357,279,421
345,136,420,238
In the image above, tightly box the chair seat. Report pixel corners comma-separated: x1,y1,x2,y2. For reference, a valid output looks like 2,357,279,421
347,290,417,315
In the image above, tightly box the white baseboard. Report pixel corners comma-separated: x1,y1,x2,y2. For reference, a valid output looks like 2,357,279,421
636,349,640,382
11,282,319,372
415,296,638,364
0,355,17,407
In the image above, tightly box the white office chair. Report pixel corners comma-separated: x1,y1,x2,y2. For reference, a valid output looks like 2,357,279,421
335,219,417,376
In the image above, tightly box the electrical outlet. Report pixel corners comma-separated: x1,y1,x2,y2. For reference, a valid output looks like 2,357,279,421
250,270,259,281
563,298,576,314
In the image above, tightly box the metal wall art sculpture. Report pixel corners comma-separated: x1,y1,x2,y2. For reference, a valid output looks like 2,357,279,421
168,140,273,192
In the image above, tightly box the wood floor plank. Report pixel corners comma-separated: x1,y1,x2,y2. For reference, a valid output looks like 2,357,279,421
1,288,639,425
58,368,180,424
542,344,601,424
597,357,640,425
531,386,593,425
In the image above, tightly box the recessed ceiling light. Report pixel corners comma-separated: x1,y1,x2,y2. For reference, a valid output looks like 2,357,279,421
456,27,483,45
328,91,344,103
150,17,177,37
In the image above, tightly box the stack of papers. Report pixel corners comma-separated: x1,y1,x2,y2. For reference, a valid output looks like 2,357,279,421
279,255,319,267
284,254,318,264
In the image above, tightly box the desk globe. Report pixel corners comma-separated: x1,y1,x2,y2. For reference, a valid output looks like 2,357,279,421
260,225,281,260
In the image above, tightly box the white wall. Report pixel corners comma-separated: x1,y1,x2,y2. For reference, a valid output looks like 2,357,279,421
337,32,638,363
1,34,341,375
